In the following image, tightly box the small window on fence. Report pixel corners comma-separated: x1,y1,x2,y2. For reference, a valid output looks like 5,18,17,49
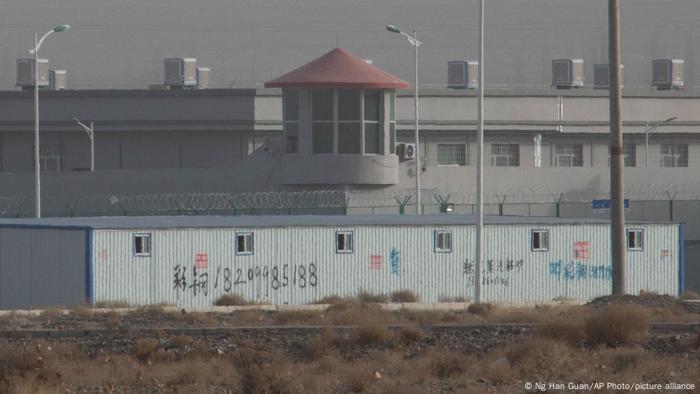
133,233,151,257
434,230,452,253
336,231,353,253
236,232,254,255
627,229,644,251
531,229,549,251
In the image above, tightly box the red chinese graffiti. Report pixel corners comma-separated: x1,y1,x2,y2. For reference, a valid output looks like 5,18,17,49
195,253,209,269
574,242,591,260
370,255,382,270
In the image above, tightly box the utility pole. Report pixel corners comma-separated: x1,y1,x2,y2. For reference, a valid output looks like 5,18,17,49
609,0,626,295
474,0,485,303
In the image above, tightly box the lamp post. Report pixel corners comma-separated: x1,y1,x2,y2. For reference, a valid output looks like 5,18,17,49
386,24,422,214
74,118,95,172
475,0,485,303
644,117,677,167
29,24,70,218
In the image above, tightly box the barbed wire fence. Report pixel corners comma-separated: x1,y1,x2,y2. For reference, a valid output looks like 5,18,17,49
0,184,699,219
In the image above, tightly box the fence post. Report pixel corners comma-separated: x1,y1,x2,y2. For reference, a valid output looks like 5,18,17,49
556,193,564,218
498,194,507,216
665,191,677,221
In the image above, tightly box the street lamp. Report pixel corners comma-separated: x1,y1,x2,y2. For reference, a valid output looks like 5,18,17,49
386,24,423,214
644,117,677,167
28,24,71,218
73,118,95,172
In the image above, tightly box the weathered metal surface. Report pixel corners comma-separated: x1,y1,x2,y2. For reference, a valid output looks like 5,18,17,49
92,223,680,306
0,228,87,309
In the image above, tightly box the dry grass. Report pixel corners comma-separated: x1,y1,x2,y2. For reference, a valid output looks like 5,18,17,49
351,322,393,346
395,326,424,345
169,335,193,350
357,291,389,304
214,293,251,306
680,290,699,300
507,337,577,381
313,295,349,304
430,351,467,378
327,301,391,326
536,319,586,347
2,297,698,392
390,289,419,303
169,311,219,326
467,302,495,316
131,338,160,361
584,303,650,347
274,310,324,325
93,300,131,308
438,295,469,303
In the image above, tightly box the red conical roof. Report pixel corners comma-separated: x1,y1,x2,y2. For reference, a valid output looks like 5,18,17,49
265,48,410,89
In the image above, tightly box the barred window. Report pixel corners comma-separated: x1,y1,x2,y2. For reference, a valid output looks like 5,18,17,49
33,144,62,173
627,229,644,251
133,233,152,257
660,143,688,167
437,144,466,166
531,229,549,251
236,232,254,255
434,230,452,253
336,231,353,253
490,144,520,167
553,144,583,167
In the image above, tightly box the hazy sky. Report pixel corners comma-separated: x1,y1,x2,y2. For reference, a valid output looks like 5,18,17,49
0,0,697,90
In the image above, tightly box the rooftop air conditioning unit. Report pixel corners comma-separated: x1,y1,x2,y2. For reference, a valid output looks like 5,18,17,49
652,59,684,90
552,59,584,89
49,69,67,90
196,67,210,89
396,143,416,160
164,57,197,88
16,58,49,89
447,61,478,89
593,64,623,89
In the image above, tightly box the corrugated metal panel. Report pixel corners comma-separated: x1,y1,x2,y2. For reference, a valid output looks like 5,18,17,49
0,228,87,308
92,223,679,306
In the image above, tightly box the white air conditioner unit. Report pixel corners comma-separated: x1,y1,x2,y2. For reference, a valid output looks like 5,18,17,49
164,57,197,88
196,67,210,89
593,64,623,89
396,143,416,160
49,69,67,90
552,59,584,89
652,59,684,90
16,58,49,89
447,61,478,89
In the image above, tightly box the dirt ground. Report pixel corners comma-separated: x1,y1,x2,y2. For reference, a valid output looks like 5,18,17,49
0,295,697,393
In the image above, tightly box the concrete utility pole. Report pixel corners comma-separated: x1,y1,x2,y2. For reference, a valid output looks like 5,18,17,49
474,0,485,303
609,0,626,295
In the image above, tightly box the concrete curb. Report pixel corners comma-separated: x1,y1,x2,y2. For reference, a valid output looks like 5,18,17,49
0,299,607,316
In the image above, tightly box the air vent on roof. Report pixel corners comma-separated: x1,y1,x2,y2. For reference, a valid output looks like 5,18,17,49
593,64,623,89
16,58,49,89
652,59,684,90
164,57,198,88
49,70,67,90
552,59,584,89
447,61,478,89
196,67,210,89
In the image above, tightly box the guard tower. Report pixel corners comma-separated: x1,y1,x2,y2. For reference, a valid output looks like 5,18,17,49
265,48,410,185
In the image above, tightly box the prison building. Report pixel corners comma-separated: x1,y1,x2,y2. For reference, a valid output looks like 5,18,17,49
0,215,684,309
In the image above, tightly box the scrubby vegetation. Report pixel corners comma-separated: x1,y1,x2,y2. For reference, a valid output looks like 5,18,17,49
0,294,697,392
